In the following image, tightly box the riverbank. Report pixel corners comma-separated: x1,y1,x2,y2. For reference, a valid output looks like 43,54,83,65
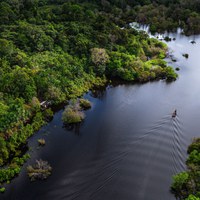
0,76,106,190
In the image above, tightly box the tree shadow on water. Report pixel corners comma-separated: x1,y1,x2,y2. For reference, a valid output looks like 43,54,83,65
63,123,82,135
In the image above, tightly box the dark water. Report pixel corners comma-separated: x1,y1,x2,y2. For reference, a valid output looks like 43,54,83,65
2,30,200,200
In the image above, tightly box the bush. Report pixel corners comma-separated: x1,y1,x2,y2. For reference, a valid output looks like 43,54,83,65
43,108,53,121
0,187,5,193
79,98,92,110
30,97,40,111
62,107,85,124
90,48,109,75
171,172,189,198
165,66,178,81
0,166,21,184
38,139,45,146
27,160,52,181
186,195,200,200
188,138,200,154
183,53,189,59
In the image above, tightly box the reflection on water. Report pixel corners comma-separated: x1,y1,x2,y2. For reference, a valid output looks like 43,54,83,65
63,123,82,135
2,30,200,200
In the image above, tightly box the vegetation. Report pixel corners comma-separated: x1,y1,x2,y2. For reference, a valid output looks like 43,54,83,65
131,0,200,35
62,107,85,124
38,139,45,146
0,154,30,191
183,54,189,59
0,0,180,188
171,138,200,200
62,100,85,124
0,187,5,193
90,0,200,35
79,98,92,110
27,160,52,181
62,98,91,124
43,108,54,121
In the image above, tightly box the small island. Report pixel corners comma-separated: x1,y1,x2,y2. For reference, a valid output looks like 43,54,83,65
182,54,189,59
62,98,91,125
38,139,46,146
27,160,52,181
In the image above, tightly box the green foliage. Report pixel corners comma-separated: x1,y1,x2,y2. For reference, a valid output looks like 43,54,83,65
45,86,65,105
188,138,200,154
164,66,178,81
38,138,45,146
0,39,14,57
0,98,28,133
0,154,30,185
187,150,200,165
0,166,20,184
79,98,92,110
0,67,36,102
171,172,189,195
91,48,109,75
0,0,179,188
134,0,200,35
62,106,85,124
11,154,30,166
0,187,5,193
62,98,92,124
32,112,45,132
30,97,41,112
186,195,200,200
43,108,53,121
171,138,200,200
0,137,9,166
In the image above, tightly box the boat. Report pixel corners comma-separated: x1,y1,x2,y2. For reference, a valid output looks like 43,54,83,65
172,109,177,118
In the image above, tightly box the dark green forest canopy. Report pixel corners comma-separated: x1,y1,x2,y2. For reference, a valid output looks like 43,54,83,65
0,0,177,133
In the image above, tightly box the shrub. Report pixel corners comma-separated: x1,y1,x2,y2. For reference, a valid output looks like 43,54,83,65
30,97,40,111
43,108,53,121
27,160,52,181
165,66,178,81
171,172,189,198
186,195,200,200
0,166,21,184
0,187,5,193
79,98,92,110
62,107,85,124
183,53,189,59
90,48,109,75
38,139,45,146
188,138,200,154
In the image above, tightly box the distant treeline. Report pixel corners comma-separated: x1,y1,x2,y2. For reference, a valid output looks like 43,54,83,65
0,0,200,33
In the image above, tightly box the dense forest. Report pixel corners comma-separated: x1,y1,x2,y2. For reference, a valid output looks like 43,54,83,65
0,0,199,196
99,0,200,35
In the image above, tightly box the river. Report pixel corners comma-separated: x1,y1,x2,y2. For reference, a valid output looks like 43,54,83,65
2,29,200,200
